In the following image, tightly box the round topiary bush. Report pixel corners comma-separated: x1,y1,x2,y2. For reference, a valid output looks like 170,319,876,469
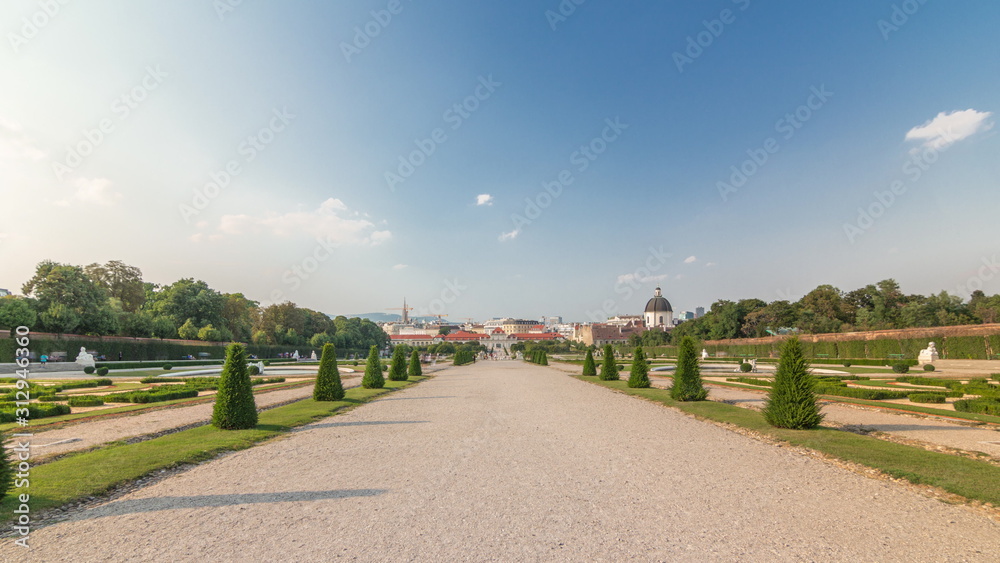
96,367,109,376
248,365,261,375
352,361,359,366
83,366,95,374
263,360,271,367
923,364,935,372
616,364,624,371
842,361,852,368
739,362,753,373
162,364,173,371
892,363,910,374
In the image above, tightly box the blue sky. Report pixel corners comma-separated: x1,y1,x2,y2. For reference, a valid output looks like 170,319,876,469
1,0,997,322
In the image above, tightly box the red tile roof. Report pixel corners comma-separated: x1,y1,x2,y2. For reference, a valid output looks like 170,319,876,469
390,334,432,340
442,331,488,341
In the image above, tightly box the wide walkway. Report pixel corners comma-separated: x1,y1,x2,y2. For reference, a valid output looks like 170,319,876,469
5,361,999,561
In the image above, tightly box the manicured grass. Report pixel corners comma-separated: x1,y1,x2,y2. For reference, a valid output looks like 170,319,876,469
579,377,1000,507
0,377,425,522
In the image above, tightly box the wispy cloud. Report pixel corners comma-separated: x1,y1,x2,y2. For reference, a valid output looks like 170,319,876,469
705,262,717,267
54,177,122,206
0,117,46,161
392,264,408,270
616,272,670,285
905,109,994,150
198,198,391,246
498,229,520,242
476,194,494,206
683,256,697,264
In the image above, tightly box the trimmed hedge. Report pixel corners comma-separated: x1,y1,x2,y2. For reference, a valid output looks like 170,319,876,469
0,403,71,422
909,393,946,404
953,398,1000,416
727,377,774,387
67,396,105,407
814,385,909,400
943,336,987,360
103,389,200,404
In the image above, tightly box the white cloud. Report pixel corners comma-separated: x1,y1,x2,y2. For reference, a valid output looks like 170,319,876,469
476,194,494,206
392,264,408,270
905,109,994,150
498,229,520,242
0,117,46,161
705,262,717,267
204,198,391,246
683,256,697,264
54,177,122,206
616,273,670,285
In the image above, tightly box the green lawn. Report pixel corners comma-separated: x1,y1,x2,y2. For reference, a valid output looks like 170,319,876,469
0,377,426,522
577,376,1000,506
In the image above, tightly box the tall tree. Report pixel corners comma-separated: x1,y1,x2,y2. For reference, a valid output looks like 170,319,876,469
212,343,258,429
598,344,618,381
22,261,112,334
408,349,422,377
388,346,408,381
0,297,37,330
85,260,146,312
671,336,707,401
313,343,345,401
362,345,385,389
582,348,597,376
627,346,650,388
762,337,823,429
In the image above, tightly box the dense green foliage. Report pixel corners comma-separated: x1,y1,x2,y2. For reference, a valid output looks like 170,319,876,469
598,345,618,381
313,343,345,401
454,349,477,366
671,336,707,401
582,348,597,376
211,343,258,429
388,346,408,381
362,345,385,389
762,338,823,429
627,347,650,388
408,350,422,377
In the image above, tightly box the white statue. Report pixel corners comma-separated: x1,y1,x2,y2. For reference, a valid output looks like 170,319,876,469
701,349,709,360
292,350,300,361
75,347,96,369
255,361,265,374
310,351,317,360
918,342,939,365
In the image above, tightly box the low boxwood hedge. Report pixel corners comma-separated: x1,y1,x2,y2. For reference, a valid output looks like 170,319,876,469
0,403,71,422
909,393,947,404
68,396,105,407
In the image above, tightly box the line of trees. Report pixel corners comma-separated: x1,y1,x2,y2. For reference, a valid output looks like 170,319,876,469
672,279,1000,342
1,260,388,352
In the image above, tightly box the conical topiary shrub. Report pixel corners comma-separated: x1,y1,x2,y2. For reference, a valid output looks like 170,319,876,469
762,337,824,429
408,350,422,377
388,346,408,381
628,346,650,388
362,345,385,389
671,336,708,401
582,348,597,376
313,342,345,401
212,343,258,429
540,351,549,366
599,344,618,381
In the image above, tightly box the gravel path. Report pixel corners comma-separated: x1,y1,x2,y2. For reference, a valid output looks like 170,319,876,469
676,380,1000,459
6,361,1000,561
20,379,356,460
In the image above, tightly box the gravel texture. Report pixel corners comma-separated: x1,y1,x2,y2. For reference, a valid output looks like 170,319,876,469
5,361,1000,561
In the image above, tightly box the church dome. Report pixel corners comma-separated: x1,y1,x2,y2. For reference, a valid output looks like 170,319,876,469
644,287,673,313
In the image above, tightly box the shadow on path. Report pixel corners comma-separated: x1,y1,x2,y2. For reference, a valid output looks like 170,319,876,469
72,489,387,520
300,420,430,431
